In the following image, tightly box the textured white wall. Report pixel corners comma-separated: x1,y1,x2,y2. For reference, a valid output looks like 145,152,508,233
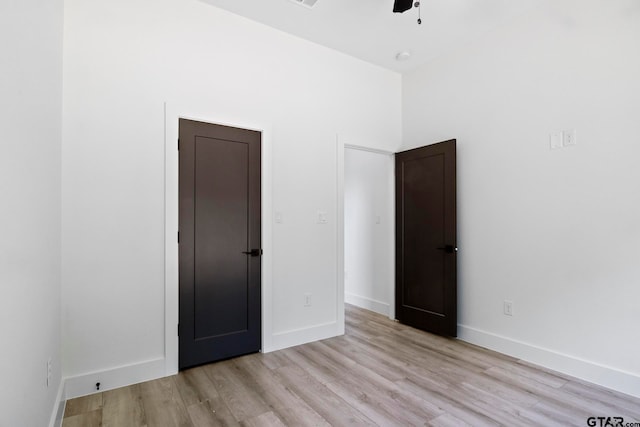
344,148,394,316
62,0,400,380
403,0,640,395
0,0,63,425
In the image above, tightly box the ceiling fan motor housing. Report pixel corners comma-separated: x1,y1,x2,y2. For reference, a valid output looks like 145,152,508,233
393,0,413,13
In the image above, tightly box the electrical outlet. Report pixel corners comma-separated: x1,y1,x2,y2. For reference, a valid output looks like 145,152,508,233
317,211,327,224
304,293,312,307
46,358,52,387
563,129,577,147
504,300,513,316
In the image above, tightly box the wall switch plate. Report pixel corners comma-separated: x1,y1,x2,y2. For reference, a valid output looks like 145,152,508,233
563,129,577,147
304,293,312,307
550,132,563,150
275,212,283,224
317,211,327,224
504,300,513,316
375,215,381,224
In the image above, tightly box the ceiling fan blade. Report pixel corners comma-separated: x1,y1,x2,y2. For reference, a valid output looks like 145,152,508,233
393,0,413,13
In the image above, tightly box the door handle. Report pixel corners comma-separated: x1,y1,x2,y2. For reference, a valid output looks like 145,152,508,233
436,245,458,254
242,249,263,257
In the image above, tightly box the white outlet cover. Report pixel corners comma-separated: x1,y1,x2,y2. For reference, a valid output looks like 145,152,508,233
275,211,283,223
46,358,52,387
563,129,577,147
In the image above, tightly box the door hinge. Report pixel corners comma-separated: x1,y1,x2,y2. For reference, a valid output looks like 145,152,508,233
177,231,180,244
177,324,179,336
177,139,180,150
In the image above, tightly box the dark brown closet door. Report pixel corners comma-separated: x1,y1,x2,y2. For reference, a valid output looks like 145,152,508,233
179,119,261,369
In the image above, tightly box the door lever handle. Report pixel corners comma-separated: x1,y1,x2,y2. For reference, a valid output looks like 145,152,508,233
242,249,263,257
436,245,458,254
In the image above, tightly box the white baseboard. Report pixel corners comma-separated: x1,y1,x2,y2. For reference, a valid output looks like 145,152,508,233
345,292,389,317
61,321,342,402
458,324,640,399
270,321,340,352
64,357,166,400
48,378,66,427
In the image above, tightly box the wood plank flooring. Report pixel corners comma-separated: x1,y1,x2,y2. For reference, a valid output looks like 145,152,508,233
63,305,640,426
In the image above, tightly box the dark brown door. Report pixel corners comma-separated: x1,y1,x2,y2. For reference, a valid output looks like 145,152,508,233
179,119,261,369
395,140,457,336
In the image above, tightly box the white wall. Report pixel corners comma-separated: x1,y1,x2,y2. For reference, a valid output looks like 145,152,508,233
344,148,394,316
0,0,64,425
62,0,400,392
403,0,640,396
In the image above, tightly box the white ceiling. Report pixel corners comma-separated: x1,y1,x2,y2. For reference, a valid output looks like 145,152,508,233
199,0,538,73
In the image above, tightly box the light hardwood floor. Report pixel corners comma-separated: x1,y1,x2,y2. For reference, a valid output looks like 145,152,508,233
63,305,640,426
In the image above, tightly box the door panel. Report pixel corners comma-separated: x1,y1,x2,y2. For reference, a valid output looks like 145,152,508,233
194,137,249,339
179,119,261,369
396,140,457,336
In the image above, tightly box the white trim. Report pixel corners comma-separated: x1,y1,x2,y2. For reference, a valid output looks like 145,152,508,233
164,103,275,376
338,136,396,321
458,324,640,399
64,358,165,400
345,292,390,317
344,143,394,156
386,148,396,321
48,378,66,427
271,321,339,351
336,136,346,336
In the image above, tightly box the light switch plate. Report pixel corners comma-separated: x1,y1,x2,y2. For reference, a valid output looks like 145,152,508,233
550,132,563,150
504,300,514,316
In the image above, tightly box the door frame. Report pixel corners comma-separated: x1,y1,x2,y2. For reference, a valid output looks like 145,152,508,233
164,102,273,376
337,136,396,321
